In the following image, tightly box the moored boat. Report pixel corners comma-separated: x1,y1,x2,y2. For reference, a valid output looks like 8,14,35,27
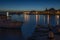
0,15,23,29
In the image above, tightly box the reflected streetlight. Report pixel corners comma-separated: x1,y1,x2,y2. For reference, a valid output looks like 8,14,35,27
56,15,59,25
47,15,49,24
36,15,39,24
24,14,30,22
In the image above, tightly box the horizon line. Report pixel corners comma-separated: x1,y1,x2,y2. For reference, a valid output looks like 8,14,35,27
0,8,60,11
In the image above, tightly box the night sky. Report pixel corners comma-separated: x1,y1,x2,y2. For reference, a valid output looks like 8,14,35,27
0,0,60,11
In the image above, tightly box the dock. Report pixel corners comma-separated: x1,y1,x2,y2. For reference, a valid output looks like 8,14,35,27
27,24,60,40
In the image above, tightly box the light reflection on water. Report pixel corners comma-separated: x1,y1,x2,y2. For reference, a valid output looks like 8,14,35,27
47,15,49,24
1,14,60,40
24,14,30,22
36,15,39,24
56,15,59,25
9,14,60,39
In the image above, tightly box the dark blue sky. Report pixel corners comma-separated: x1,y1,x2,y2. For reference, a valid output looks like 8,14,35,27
0,0,60,11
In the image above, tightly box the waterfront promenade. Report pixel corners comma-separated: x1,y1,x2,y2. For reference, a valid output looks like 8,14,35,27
0,8,60,15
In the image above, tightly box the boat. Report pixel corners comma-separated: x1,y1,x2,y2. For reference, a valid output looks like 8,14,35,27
0,15,23,29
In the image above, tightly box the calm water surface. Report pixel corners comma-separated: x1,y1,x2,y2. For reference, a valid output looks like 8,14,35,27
0,14,60,40
11,14,60,39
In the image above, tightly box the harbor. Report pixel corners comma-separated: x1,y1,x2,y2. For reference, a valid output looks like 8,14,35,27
0,0,60,40
0,12,60,40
